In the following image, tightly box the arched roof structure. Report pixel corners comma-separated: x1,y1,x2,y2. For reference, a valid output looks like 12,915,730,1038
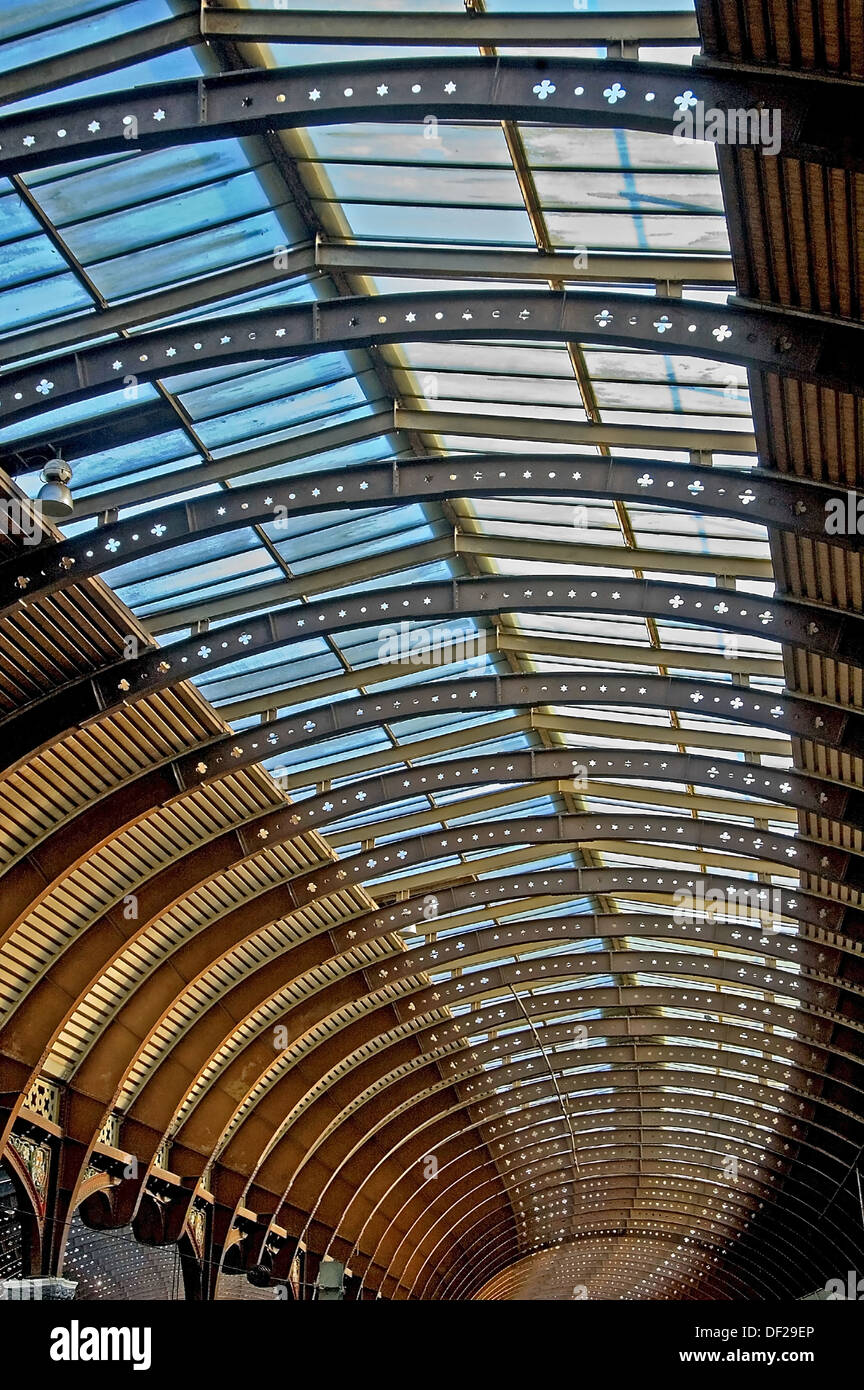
1,0,863,1302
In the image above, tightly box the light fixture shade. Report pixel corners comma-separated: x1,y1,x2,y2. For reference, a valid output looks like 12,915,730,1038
37,457,73,518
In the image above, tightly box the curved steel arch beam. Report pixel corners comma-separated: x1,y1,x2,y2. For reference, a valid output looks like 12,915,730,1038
270,984,855,1234
354,1140,775,1301
317,861,853,940
28,845,861,1139
275,808,862,896
14,855,851,1115
4,455,861,613
1,689,844,928
438,1126,861,1299
283,748,860,835
254,1000,864,1187
177,999,859,1221
0,56,861,181
297,1067,855,1295
6,742,858,963
256,973,853,1240
4,579,861,777
172,670,855,786
6,794,859,1066
282,1024,857,1224
19,815,856,1105
298,1041,861,1275
1,664,861,867
3,289,864,437
409,1169,811,1303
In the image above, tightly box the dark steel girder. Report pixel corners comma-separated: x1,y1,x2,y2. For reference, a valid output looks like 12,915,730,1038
146,1001,853,1275
296,1047,854,1229
198,1005,864,1181
25,880,851,1235
4,584,859,776
0,57,861,180
2,741,855,967
277,1067,855,1295
0,245,735,369
228,1084,826,1282
319,866,852,948
172,671,849,786
190,968,864,1200
244,809,860,898
289,1021,859,1171
330,1081,857,1267
335,1091,857,1296
4,453,859,614
3,290,864,433
8,860,858,1117
179,1008,859,1297
0,668,851,901
445,1228,744,1302
247,746,857,843
3,678,861,906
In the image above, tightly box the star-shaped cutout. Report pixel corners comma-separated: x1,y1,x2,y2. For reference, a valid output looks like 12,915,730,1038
308,89,321,102
153,109,166,121
377,84,389,96
444,82,456,94
112,360,123,371
88,120,101,133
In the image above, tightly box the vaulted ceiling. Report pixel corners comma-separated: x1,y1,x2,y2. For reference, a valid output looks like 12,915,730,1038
1,0,863,1301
